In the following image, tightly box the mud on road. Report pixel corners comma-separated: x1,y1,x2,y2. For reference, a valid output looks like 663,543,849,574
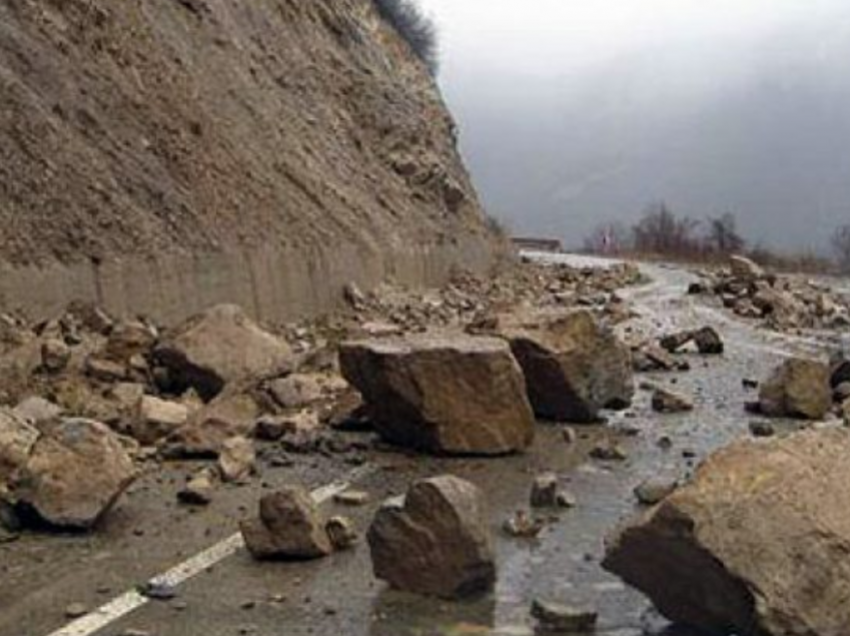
1,257,840,636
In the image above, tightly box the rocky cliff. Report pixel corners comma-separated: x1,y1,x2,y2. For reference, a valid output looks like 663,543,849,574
0,0,501,323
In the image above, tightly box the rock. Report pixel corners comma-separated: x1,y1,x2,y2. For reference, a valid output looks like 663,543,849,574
133,396,190,445
729,254,764,282
64,603,89,619
241,486,332,560
834,382,850,403
659,331,694,353
154,305,294,401
333,490,370,507
499,310,634,422
0,409,39,484
11,419,136,529
530,473,559,508
105,320,156,361
692,327,724,355
603,428,850,635
85,357,127,383
590,440,628,461
530,599,598,633
109,382,146,415
178,467,217,505
339,334,534,455
167,393,260,457
267,374,323,409
841,399,850,426
749,420,776,437
326,516,358,550
65,301,114,336
633,344,688,372
651,387,695,414
660,327,723,355
217,436,255,483
831,354,850,389
556,490,577,509
503,510,546,539
41,338,71,373
758,358,832,420
368,476,495,598
634,476,678,505
12,396,62,426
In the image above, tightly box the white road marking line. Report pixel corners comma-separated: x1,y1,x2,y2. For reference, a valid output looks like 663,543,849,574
46,470,371,636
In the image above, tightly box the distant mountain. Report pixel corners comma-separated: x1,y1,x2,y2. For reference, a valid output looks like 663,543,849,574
440,22,850,252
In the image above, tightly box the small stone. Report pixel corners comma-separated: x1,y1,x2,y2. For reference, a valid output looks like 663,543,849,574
749,420,776,438
64,603,88,619
178,468,217,505
590,441,628,461
326,516,358,551
652,387,695,413
217,436,255,483
634,476,679,505
530,599,598,633
41,338,71,373
530,473,559,508
139,581,178,600
85,357,128,383
555,490,577,508
333,490,369,506
503,511,545,538
561,427,577,444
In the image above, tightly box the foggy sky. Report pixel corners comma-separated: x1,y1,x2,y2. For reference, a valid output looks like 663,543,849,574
419,0,850,251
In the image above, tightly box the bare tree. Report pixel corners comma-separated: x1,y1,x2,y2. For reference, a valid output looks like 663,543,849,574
833,224,850,274
632,202,700,256
373,0,439,76
707,212,745,255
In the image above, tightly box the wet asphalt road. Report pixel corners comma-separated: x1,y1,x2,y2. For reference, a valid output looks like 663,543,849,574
1,258,840,636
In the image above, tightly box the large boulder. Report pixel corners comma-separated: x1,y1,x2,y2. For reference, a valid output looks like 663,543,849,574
368,476,495,599
758,358,831,420
339,334,534,455
603,428,850,635
154,304,294,401
240,486,332,560
497,310,633,422
0,409,39,485
11,419,137,529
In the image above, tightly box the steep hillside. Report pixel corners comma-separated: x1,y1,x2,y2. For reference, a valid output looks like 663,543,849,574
0,0,500,321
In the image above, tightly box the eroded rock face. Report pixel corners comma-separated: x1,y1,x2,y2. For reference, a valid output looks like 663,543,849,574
498,310,633,422
12,419,137,529
154,305,293,401
339,334,534,455
603,428,850,635
758,358,831,420
368,476,495,599
241,486,331,560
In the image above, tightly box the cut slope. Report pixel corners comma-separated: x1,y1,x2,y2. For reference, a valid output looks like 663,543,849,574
0,0,499,321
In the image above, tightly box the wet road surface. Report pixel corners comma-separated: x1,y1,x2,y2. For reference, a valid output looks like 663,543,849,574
2,257,840,636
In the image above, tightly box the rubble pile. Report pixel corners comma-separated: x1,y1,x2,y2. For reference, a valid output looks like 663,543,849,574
694,255,850,331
